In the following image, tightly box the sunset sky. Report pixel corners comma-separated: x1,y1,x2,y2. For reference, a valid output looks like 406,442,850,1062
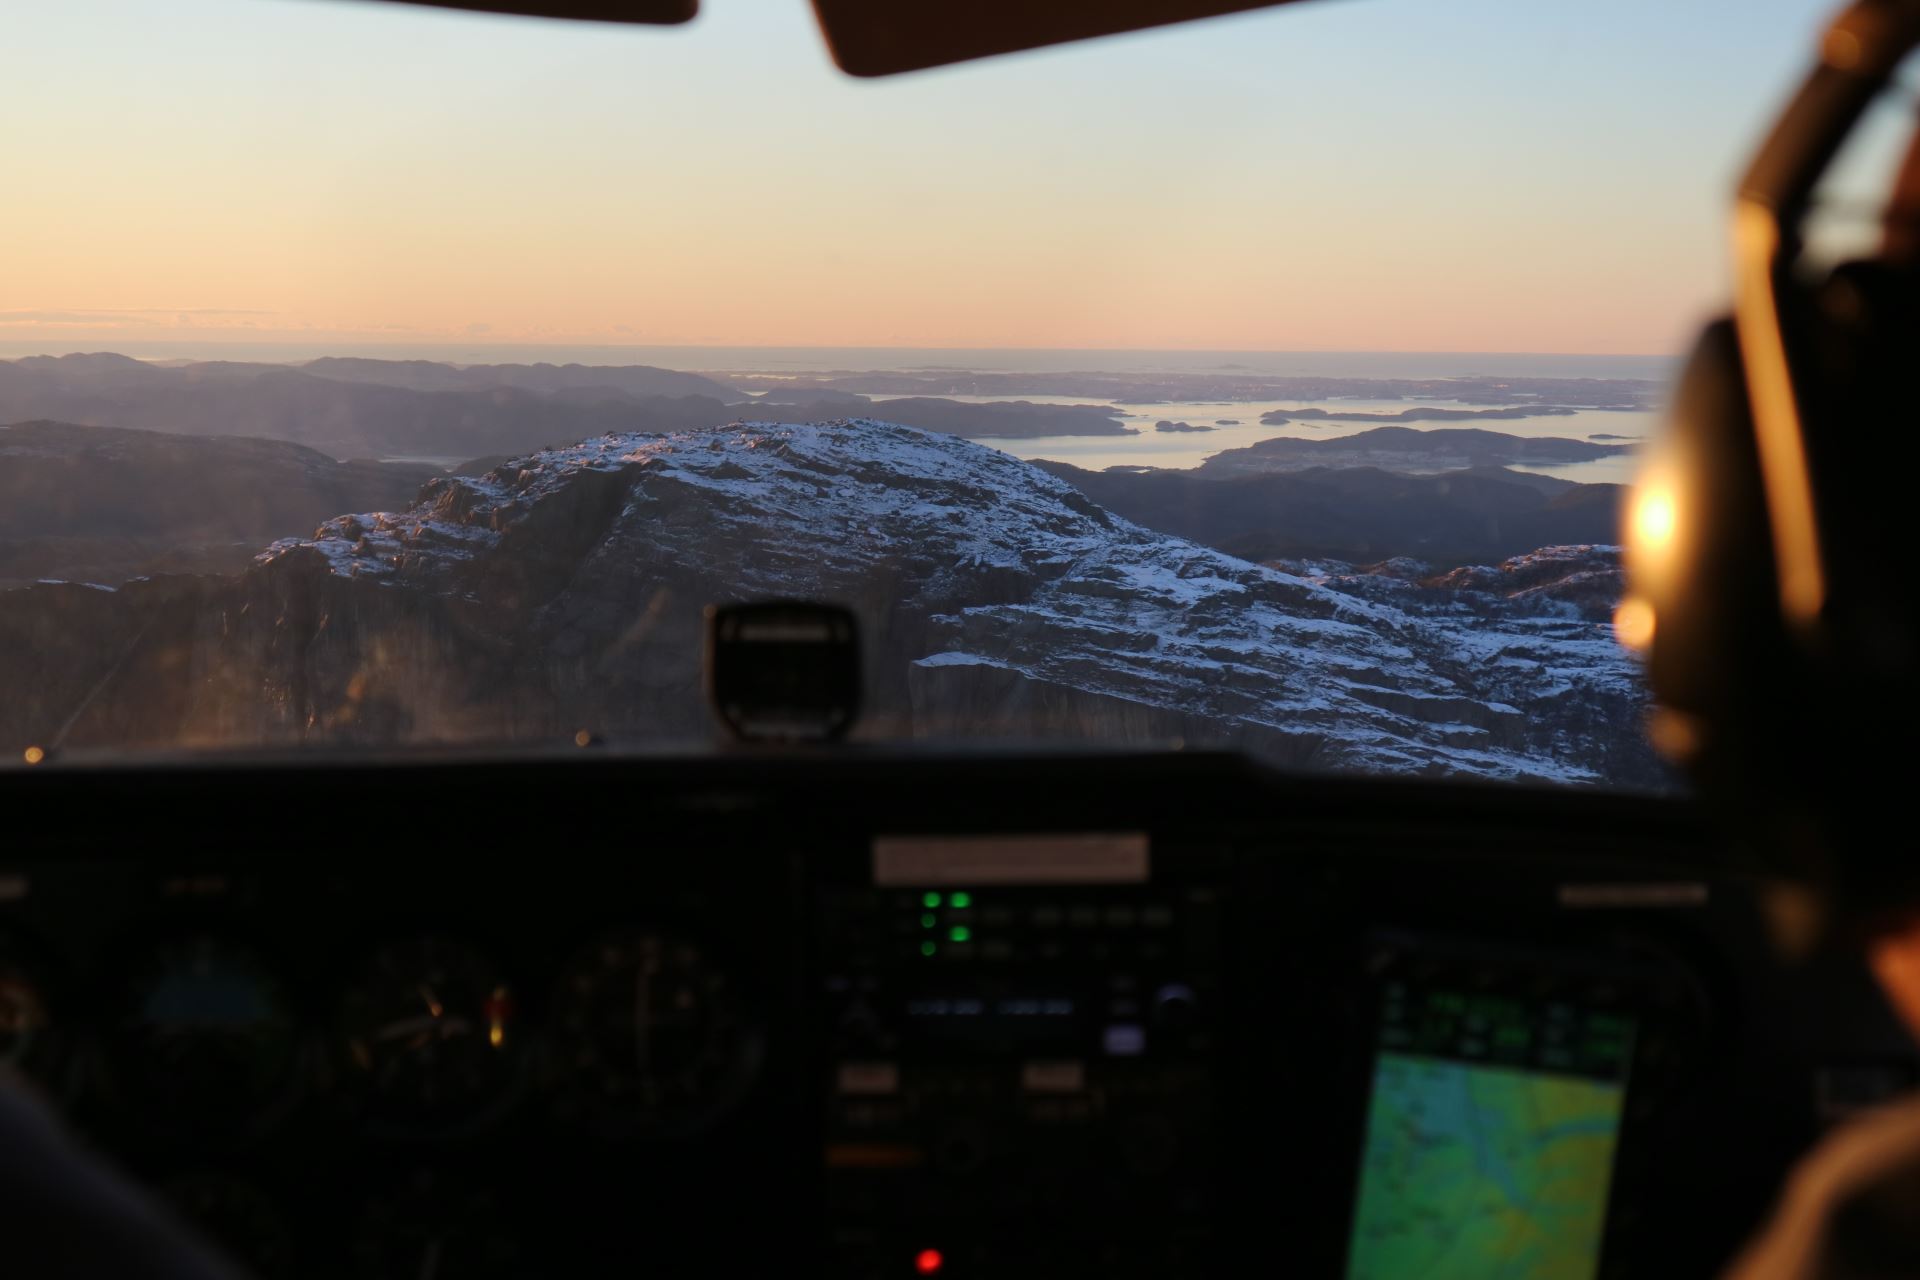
0,0,1871,357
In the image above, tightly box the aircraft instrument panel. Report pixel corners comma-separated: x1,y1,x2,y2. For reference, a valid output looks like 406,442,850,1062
1,749,1911,1278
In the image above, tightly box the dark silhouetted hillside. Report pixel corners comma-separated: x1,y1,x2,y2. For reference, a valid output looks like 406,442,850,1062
1036,459,1621,567
0,421,437,586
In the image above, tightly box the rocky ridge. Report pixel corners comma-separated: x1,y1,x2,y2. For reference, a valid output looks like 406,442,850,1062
1,418,1659,785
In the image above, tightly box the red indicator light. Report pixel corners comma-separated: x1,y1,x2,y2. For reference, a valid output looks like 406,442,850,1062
914,1248,944,1275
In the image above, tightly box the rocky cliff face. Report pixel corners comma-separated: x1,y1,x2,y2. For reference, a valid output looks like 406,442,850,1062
0,419,1664,788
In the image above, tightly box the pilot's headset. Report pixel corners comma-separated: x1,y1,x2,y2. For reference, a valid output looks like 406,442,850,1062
1625,0,1920,940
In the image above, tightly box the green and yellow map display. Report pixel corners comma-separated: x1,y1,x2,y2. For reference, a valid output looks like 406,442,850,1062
1346,989,1633,1280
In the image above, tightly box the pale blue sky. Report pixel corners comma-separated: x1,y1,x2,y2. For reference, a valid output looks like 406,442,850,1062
2,0,1888,354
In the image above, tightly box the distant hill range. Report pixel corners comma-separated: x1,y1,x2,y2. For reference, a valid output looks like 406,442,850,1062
1037,457,1620,566
0,353,1130,458
718,370,1657,410
299,356,735,400
1195,426,1631,477
1258,405,1579,425
0,420,435,587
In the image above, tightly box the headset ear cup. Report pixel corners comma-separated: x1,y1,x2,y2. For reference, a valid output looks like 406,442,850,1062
1642,319,1797,788
1653,298,1920,921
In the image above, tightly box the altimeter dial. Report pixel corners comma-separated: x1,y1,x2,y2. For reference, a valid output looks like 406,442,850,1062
551,932,759,1132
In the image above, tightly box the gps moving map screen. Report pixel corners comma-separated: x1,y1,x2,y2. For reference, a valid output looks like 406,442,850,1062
1345,981,1635,1280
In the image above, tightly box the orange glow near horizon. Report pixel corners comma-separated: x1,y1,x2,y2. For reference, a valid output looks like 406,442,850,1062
0,180,1695,354
0,0,1836,360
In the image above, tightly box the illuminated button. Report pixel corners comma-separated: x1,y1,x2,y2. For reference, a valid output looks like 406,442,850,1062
948,892,972,910
1021,1060,1086,1094
1104,1024,1146,1056
837,1062,900,1096
915,1248,944,1275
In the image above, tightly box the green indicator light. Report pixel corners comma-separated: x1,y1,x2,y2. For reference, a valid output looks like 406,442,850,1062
948,925,971,943
950,892,972,909
922,892,943,909
920,940,937,957
920,913,937,928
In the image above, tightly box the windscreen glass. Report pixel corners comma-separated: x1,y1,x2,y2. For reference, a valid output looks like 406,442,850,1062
0,0,1854,786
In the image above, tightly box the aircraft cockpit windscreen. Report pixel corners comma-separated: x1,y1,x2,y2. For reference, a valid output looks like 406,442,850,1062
0,0,1868,789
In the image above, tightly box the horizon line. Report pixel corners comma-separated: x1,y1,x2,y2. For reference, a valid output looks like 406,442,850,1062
4,341,1678,362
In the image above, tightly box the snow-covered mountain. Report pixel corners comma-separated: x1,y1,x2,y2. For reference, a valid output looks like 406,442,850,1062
1,418,1663,787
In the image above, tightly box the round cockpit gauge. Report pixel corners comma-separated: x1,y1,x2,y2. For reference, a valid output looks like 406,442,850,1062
550,932,761,1132
164,1175,295,1280
339,936,521,1132
0,960,52,1075
110,935,299,1125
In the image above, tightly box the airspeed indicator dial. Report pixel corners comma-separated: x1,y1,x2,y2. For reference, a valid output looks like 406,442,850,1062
0,960,53,1078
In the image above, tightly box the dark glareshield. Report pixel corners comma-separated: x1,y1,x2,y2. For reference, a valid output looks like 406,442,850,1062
341,0,1311,72
366,0,696,25
811,0,1305,76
